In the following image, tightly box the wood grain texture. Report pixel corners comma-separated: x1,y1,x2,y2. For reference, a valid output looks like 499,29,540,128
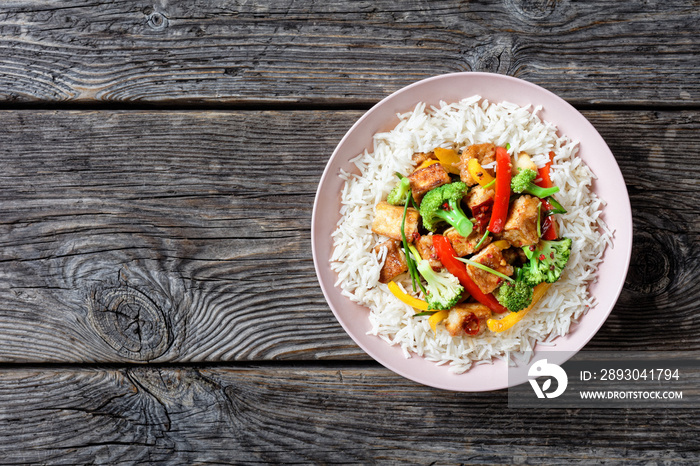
582,110,700,351
0,109,363,363
0,0,698,106
0,108,698,363
0,365,697,464
0,1,697,463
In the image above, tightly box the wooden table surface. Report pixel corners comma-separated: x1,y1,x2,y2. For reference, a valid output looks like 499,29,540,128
1,1,699,464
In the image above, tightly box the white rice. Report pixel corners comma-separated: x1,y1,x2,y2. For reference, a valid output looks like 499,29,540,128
330,97,612,374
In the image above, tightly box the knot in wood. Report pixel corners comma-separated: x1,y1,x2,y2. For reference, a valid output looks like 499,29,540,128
507,0,560,20
466,37,514,74
129,368,197,405
146,11,169,31
625,234,672,296
88,286,171,361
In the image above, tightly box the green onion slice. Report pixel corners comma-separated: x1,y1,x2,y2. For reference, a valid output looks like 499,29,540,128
544,196,567,215
454,257,515,283
474,230,490,251
400,190,420,292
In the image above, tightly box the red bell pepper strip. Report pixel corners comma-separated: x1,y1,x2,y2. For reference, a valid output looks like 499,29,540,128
432,235,508,314
487,146,512,234
535,151,555,188
537,151,558,240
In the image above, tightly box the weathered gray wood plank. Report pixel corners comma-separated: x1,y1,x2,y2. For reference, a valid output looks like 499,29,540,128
0,365,697,464
0,109,697,363
0,0,698,106
0,109,364,363
583,110,700,351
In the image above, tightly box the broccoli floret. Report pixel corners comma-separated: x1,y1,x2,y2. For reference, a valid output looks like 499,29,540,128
387,176,411,205
419,182,473,237
415,259,463,310
522,237,573,285
521,257,546,286
496,268,534,312
511,168,560,198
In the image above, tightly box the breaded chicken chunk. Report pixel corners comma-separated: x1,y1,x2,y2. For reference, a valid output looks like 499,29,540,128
459,143,496,185
500,195,541,247
373,239,408,283
465,243,514,294
444,227,492,257
415,234,442,270
408,163,451,203
371,201,420,242
444,303,492,336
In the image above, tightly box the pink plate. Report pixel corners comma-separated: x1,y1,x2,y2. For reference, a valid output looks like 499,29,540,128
311,72,632,391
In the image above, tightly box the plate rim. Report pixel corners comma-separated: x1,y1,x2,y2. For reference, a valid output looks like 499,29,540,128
312,71,632,391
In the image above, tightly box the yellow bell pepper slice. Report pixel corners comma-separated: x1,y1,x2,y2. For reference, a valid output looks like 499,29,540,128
387,281,428,311
467,158,495,187
416,159,441,171
487,282,551,333
434,147,461,175
429,310,449,332
492,240,510,250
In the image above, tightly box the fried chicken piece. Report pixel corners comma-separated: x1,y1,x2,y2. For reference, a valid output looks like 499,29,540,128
466,185,493,211
444,227,491,257
444,303,492,336
408,163,451,203
500,195,541,247
371,201,420,242
412,151,436,166
465,243,514,295
415,234,442,270
373,239,408,283
459,143,496,185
